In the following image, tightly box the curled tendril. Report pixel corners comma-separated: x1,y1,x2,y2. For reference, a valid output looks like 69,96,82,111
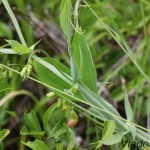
79,4,91,8
70,21,85,34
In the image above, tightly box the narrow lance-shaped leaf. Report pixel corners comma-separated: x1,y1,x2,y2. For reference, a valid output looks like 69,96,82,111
60,0,78,83
50,119,67,138
124,90,136,140
30,40,41,50
43,101,61,130
124,90,133,121
20,126,45,137
73,28,98,93
96,120,115,149
24,110,42,140
0,129,10,142
5,40,31,55
0,48,17,54
78,82,124,124
60,0,72,45
66,126,76,150
24,110,42,132
33,57,71,91
2,0,26,45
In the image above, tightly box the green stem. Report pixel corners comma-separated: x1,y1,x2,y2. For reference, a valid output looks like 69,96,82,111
0,90,37,107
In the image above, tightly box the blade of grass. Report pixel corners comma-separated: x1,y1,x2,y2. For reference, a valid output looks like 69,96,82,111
2,0,26,46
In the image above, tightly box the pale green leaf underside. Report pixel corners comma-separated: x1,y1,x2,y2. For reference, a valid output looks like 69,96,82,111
0,48,17,54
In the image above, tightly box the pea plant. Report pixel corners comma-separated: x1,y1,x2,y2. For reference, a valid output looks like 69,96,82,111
0,0,150,149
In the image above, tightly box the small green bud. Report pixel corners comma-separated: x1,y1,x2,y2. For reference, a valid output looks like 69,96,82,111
20,64,32,80
46,92,55,97
63,100,69,111
71,83,78,94
28,59,32,65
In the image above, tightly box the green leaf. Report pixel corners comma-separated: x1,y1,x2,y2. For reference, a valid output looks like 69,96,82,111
21,140,49,150
124,90,133,121
33,57,71,90
52,58,71,77
67,127,76,150
0,109,16,117
43,102,59,130
2,0,26,45
0,48,17,54
102,120,115,141
60,0,72,45
60,0,78,83
78,82,124,127
30,40,41,50
60,0,66,10
24,110,42,139
5,40,31,55
96,120,115,149
124,90,136,139
0,129,10,142
103,132,123,145
128,124,136,140
24,110,42,132
73,28,97,93
50,119,67,137
20,126,45,137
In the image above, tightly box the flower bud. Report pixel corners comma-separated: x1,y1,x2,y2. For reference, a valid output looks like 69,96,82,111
20,64,32,80
67,110,78,128
67,119,77,128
